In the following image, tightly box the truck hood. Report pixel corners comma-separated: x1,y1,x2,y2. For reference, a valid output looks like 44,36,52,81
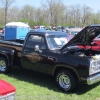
0,79,16,96
61,26,100,51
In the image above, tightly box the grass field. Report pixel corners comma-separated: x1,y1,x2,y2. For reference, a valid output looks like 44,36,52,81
0,67,100,100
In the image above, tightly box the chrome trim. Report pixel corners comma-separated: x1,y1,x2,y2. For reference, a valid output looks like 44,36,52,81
7,92,16,97
87,73,100,85
0,92,15,100
59,73,71,89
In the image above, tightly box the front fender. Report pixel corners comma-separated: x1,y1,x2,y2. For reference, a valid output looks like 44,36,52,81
53,64,80,80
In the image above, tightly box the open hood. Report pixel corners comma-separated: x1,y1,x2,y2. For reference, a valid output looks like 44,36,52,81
61,25,100,52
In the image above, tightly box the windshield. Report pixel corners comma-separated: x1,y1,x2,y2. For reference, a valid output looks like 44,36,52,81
46,35,70,50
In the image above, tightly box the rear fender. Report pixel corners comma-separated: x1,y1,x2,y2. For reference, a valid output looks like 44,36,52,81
0,49,15,66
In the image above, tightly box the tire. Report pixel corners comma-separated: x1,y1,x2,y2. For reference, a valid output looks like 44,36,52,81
56,70,77,92
0,57,9,73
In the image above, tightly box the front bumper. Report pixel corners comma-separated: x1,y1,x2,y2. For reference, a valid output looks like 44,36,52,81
87,73,100,85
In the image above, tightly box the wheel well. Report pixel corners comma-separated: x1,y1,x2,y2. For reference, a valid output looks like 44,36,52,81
53,66,80,81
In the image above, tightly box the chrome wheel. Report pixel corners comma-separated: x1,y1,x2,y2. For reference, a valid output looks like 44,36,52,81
59,74,71,90
56,70,77,92
0,59,6,72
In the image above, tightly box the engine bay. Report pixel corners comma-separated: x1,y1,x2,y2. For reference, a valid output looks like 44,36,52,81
66,45,100,57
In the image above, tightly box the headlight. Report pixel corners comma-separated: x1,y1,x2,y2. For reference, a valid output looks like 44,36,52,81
0,92,16,100
90,62,96,75
89,60,100,75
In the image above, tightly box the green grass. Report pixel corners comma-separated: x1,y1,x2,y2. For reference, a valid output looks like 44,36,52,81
0,67,100,100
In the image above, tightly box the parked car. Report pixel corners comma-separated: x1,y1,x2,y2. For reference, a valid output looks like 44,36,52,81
0,28,4,34
33,26,38,29
70,31,79,36
0,26,100,92
0,28,4,40
56,26,69,32
69,28,82,36
45,26,51,31
38,25,45,29
0,79,16,100
0,33,4,40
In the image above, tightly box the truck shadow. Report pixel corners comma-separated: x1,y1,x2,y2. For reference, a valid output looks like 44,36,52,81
4,67,100,95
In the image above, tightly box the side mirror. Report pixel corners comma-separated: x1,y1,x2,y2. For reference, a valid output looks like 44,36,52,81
34,45,39,51
34,45,42,53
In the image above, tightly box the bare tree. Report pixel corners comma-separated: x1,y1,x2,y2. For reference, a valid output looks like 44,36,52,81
0,0,99,27
0,8,5,26
45,0,64,27
68,4,82,26
19,5,35,21
82,5,93,26
8,6,19,21
0,0,15,24
93,11,100,24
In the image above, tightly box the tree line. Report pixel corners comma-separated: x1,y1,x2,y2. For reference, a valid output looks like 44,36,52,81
0,0,100,28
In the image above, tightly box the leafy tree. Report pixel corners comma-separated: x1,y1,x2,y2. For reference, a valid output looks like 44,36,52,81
0,0,15,24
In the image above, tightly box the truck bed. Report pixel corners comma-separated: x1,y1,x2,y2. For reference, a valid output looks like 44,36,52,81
0,40,23,51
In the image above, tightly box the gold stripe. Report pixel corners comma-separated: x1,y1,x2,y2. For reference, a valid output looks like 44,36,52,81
0,43,22,51
53,64,80,81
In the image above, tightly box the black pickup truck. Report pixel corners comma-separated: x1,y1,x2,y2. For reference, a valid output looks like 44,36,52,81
0,26,100,92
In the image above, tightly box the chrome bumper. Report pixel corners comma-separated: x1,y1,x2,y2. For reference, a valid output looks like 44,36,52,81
87,73,100,85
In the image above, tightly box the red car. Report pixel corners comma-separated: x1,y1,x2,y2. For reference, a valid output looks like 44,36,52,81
0,28,4,33
0,79,16,100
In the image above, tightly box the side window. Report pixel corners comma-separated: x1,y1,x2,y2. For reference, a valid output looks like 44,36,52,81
25,35,46,49
40,37,47,49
